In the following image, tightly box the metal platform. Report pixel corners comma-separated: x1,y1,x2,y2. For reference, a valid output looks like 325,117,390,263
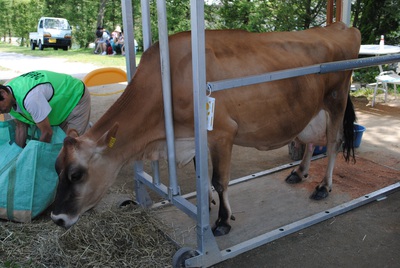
151,156,400,266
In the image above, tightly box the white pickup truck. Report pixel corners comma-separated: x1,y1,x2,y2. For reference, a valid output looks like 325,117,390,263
29,17,72,51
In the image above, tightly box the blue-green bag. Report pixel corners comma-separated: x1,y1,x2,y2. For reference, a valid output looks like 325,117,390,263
0,120,66,222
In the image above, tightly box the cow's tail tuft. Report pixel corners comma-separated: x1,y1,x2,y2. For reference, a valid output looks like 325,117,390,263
342,94,356,163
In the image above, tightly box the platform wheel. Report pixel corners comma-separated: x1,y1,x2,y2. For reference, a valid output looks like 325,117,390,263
172,247,198,268
117,198,136,208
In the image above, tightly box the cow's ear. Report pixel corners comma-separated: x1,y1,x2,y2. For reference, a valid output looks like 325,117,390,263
67,129,80,138
97,122,119,149
64,129,80,148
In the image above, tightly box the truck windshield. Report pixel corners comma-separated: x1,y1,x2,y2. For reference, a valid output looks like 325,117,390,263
44,19,70,30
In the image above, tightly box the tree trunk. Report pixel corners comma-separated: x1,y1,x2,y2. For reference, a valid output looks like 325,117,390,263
97,0,108,27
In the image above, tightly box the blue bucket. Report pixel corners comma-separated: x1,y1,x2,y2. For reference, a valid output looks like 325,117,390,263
313,123,366,155
313,146,327,155
354,124,366,148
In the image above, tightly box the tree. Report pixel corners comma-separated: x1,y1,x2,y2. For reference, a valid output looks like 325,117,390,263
353,0,400,45
97,0,108,28
11,0,45,46
1,0,399,51
43,0,65,16
0,0,12,43
214,0,327,32
63,0,99,48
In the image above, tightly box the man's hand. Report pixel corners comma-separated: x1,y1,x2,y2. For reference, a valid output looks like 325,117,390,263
15,120,28,148
36,117,53,143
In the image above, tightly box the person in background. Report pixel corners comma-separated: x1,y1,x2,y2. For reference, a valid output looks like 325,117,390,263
134,39,138,54
94,26,105,54
0,70,91,148
111,26,124,55
94,27,110,55
121,39,138,56
109,27,119,52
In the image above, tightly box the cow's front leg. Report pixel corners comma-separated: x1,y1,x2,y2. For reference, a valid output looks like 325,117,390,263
212,172,232,236
208,138,235,236
193,157,216,209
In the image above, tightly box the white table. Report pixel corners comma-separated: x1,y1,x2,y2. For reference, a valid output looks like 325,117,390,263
359,45,400,106
360,44,400,55
359,45,400,72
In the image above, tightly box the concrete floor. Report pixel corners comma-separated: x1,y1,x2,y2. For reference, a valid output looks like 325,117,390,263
214,189,400,268
212,99,400,268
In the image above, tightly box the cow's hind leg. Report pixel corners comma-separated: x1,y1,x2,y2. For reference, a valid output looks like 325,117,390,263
209,139,235,236
311,94,356,200
286,110,328,184
310,143,339,200
286,142,314,184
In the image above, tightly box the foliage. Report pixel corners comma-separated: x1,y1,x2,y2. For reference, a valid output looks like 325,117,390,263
215,0,327,32
0,0,399,59
0,0,13,42
352,0,400,45
353,67,379,85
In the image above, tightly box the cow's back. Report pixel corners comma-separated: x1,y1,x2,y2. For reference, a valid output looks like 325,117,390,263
119,22,361,148
159,22,360,149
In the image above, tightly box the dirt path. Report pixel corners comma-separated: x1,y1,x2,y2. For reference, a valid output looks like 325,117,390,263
0,51,100,82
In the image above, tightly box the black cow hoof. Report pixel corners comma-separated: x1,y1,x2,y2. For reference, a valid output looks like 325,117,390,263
212,222,231,236
285,170,302,184
310,186,329,200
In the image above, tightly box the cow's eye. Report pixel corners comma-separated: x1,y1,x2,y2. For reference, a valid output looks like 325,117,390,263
68,167,85,183
70,172,82,183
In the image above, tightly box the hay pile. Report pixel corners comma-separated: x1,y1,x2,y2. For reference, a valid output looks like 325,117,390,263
0,204,177,267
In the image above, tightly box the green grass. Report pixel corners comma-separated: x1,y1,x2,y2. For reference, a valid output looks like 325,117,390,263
0,42,141,68
351,87,375,97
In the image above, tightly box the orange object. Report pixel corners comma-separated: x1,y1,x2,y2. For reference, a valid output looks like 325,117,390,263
83,67,127,87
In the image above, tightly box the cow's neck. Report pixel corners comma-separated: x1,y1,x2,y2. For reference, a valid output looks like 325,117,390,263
88,79,167,163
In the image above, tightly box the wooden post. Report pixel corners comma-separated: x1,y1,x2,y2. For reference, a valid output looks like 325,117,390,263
327,0,334,25
336,0,343,22
327,0,343,25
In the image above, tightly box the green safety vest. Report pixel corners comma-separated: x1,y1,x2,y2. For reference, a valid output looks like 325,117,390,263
7,70,84,125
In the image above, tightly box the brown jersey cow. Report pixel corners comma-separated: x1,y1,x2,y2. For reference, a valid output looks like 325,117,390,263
51,22,361,236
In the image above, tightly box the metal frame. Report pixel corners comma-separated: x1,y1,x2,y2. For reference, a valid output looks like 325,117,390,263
120,1,400,267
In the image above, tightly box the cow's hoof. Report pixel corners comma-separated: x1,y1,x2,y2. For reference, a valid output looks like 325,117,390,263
285,170,302,184
212,222,231,236
310,186,329,200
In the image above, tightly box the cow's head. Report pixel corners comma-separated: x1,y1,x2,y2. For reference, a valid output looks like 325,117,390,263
51,123,119,229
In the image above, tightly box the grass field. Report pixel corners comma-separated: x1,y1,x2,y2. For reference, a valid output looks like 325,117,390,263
0,42,141,68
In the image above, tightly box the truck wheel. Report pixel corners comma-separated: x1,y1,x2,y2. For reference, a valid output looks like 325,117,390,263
30,41,36,50
53,47,58,50
38,41,44,50
63,46,68,51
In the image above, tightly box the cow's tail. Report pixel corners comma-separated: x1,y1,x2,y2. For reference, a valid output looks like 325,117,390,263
342,94,356,163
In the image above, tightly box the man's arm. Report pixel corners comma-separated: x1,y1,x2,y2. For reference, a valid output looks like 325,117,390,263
15,120,28,148
36,117,53,143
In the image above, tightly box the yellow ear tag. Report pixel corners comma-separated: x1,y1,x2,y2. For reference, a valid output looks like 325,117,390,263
108,137,116,148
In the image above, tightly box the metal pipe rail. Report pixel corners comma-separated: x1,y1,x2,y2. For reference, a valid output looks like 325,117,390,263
207,54,400,92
